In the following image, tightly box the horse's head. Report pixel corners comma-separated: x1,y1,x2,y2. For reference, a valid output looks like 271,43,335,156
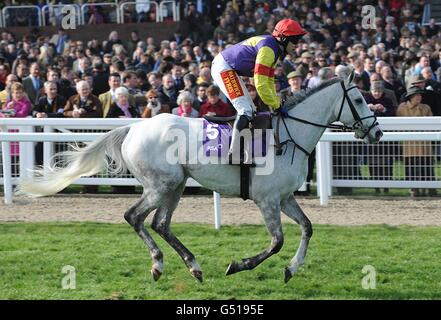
336,70,383,144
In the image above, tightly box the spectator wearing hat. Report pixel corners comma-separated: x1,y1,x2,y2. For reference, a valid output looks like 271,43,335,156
279,70,304,102
172,91,199,118
297,52,313,78
397,86,436,197
365,81,396,117
407,73,441,116
370,73,398,107
199,85,235,118
142,89,170,118
364,80,396,194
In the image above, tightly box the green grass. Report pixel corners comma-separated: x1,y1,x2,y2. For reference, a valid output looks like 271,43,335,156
1,222,441,300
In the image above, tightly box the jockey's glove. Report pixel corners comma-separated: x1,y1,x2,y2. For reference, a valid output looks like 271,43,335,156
279,106,289,117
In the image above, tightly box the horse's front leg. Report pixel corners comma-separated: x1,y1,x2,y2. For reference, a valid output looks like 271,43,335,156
281,195,313,283
226,197,284,276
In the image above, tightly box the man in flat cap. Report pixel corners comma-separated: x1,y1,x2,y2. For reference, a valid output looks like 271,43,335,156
279,69,304,102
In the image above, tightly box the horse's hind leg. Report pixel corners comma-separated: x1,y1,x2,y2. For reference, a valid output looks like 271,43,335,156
124,195,163,281
151,182,203,282
226,197,284,276
281,195,313,283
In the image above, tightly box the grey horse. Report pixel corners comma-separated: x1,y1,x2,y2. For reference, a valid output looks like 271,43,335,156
16,72,383,282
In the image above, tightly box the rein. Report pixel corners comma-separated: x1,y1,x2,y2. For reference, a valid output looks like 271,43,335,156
275,80,378,162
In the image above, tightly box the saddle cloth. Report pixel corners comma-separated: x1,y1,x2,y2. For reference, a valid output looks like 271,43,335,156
202,113,270,159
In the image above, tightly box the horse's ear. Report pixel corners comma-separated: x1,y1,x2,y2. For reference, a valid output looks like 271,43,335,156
347,69,355,84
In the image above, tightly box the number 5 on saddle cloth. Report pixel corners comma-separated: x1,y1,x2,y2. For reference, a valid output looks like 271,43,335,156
202,112,272,200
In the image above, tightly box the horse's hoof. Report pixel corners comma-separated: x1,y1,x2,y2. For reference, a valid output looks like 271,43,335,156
225,261,239,276
284,268,293,283
151,267,162,281
191,270,203,282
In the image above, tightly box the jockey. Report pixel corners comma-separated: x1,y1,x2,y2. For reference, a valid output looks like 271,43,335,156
211,19,307,162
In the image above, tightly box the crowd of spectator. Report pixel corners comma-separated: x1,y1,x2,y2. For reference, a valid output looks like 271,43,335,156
0,0,440,195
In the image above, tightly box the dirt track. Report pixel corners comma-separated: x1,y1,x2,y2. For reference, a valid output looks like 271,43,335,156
1,195,441,226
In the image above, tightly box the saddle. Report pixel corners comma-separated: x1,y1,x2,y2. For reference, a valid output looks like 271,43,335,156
203,112,272,201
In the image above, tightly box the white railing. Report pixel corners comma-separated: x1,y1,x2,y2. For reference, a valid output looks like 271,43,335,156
0,118,222,230
1,117,441,210
119,1,160,23
2,5,42,27
316,117,441,205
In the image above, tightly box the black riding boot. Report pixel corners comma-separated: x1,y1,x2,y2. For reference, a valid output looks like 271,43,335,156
229,115,250,164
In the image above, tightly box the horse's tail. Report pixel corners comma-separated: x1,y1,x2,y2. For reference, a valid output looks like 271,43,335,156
15,125,131,197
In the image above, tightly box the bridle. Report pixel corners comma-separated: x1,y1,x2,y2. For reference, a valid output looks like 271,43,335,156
275,80,379,161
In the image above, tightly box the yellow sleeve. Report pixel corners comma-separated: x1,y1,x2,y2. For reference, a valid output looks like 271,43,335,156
253,46,280,109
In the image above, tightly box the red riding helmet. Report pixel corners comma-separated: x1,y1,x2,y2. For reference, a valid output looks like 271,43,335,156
272,19,307,38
